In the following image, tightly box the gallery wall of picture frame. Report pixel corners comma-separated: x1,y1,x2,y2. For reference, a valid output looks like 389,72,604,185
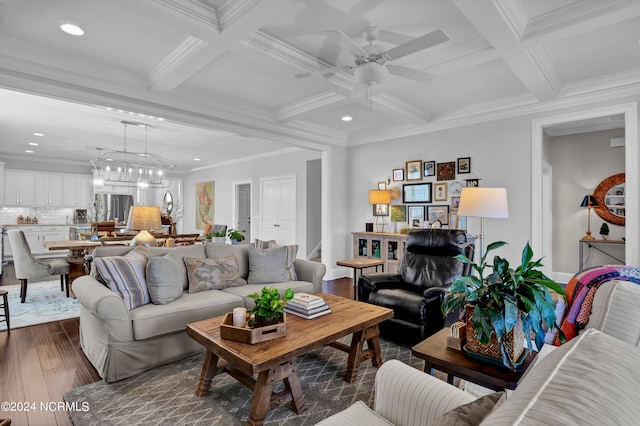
386,156,476,231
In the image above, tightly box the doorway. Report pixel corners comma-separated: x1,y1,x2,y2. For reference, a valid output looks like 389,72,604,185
234,182,251,243
532,103,639,280
260,175,296,245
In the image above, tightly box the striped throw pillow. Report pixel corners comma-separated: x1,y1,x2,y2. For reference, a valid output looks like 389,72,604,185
93,246,151,310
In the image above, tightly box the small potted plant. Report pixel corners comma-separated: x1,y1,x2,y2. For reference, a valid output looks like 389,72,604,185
211,230,227,243
600,223,609,240
227,228,246,245
249,287,294,327
442,241,565,369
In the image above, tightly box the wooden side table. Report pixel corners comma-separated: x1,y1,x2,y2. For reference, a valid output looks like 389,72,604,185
336,258,385,300
411,329,537,391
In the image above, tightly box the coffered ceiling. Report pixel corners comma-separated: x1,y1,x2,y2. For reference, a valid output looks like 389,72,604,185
0,0,639,172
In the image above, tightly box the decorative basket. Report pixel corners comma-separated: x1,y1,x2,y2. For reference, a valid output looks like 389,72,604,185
465,305,525,367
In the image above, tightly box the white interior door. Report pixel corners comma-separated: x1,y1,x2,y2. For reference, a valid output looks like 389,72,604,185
261,176,295,244
237,183,251,242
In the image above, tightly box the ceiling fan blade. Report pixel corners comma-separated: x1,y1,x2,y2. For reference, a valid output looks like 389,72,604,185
385,29,449,60
295,65,348,79
325,29,368,57
388,65,434,84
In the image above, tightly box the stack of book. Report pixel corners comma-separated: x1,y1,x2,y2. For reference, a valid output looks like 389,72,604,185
284,293,331,319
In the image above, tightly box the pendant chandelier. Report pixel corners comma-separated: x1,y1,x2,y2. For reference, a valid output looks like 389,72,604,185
91,121,175,190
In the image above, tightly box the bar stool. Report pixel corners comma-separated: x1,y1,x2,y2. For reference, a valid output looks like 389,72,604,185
0,289,9,333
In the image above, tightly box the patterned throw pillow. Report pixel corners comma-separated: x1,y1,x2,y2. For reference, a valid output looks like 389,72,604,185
254,239,298,280
93,245,152,310
431,391,504,425
184,255,247,294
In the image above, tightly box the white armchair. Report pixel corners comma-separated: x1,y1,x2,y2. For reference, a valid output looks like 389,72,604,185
316,359,475,426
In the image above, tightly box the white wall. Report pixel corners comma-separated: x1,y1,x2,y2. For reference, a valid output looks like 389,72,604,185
348,115,534,265
183,149,321,257
549,129,625,272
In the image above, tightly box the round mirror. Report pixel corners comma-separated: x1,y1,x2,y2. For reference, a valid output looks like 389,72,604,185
593,173,625,226
162,191,173,216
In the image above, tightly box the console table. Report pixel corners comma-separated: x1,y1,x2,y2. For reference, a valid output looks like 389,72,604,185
579,238,625,271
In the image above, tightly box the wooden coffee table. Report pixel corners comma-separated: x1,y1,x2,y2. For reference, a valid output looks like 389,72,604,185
187,293,393,425
411,328,537,391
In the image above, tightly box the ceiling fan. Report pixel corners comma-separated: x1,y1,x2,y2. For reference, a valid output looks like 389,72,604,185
296,26,449,93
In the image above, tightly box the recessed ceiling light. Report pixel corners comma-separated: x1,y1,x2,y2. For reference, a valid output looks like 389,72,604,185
25,150,34,154
33,132,44,136
28,142,39,146
60,23,84,36
341,115,353,122
194,158,201,161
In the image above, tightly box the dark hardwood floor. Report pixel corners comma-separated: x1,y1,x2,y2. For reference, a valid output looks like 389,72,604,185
0,261,353,425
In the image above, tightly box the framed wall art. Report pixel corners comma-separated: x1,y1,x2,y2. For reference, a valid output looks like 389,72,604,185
451,196,461,211
408,205,424,228
393,168,405,181
427,205,450,225
457,157,471,174
423,161,435,177
403,182,432,203
434,182,447,201
377,181,387,190
390,205,407,222
406,160,423,181
465,178,480,187
195,180,215,230
436,161,456,181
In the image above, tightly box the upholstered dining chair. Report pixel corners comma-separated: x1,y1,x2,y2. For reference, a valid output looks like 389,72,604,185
7,230,70,303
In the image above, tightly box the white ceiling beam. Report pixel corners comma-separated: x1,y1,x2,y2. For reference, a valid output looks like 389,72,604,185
453,0,558,101
143,0,295,93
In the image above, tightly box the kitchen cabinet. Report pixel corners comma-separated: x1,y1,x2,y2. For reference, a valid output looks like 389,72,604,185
4,170,35,206
35,173,63,206
4,226,69,258
63,174,92,207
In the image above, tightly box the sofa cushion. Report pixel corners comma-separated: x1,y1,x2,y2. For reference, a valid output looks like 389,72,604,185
255,239,298,280
480,328,640,425
146,254,185,304
247,245,289,284
130,290,244,340
432,392,503,425
185,256,247,293
92,245,151,310
205,243,250,278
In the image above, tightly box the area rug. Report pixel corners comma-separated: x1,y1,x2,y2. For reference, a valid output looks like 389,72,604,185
64,338,424,425
0,279,80,331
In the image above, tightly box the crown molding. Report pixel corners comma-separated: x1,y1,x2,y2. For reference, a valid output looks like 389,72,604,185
559,69,640,98
373,93,430,125
526,46,562,96
189,146,304,171
275,91,345,122
217,0,262,31
148,0,220,32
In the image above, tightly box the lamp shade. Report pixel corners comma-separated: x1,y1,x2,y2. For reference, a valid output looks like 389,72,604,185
369,190,391,205
457,187,509,218
127,206,162,231
580,195,598,207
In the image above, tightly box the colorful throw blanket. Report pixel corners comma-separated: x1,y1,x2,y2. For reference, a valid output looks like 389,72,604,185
555,265,640,345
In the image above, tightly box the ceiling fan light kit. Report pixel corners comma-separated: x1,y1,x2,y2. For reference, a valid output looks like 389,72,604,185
298,26,449,114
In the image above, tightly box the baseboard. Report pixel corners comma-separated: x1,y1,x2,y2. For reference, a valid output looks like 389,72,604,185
324,266,351,281
551,271,573,286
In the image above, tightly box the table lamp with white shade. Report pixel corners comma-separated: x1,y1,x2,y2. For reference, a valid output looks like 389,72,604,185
457,187,509,259
127,206,162,247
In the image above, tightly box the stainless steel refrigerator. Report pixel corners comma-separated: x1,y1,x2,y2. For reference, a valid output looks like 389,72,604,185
94,194,134,223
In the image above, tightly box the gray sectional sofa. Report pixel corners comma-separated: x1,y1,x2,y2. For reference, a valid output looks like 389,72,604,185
73,243,326,382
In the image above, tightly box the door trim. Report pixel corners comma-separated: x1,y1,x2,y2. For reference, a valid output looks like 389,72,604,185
232,179,252,240
259,174,296,243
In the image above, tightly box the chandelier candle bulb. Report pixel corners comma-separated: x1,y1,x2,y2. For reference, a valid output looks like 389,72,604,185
233,307,247,328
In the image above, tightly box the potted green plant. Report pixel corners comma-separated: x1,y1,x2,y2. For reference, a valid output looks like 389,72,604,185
442,241,565,369
248,287,294,327
600,223,609,240
210,230,226,243
227,228,246,244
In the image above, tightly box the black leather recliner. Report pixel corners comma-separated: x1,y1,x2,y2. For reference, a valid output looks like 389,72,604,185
358,229,473,344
